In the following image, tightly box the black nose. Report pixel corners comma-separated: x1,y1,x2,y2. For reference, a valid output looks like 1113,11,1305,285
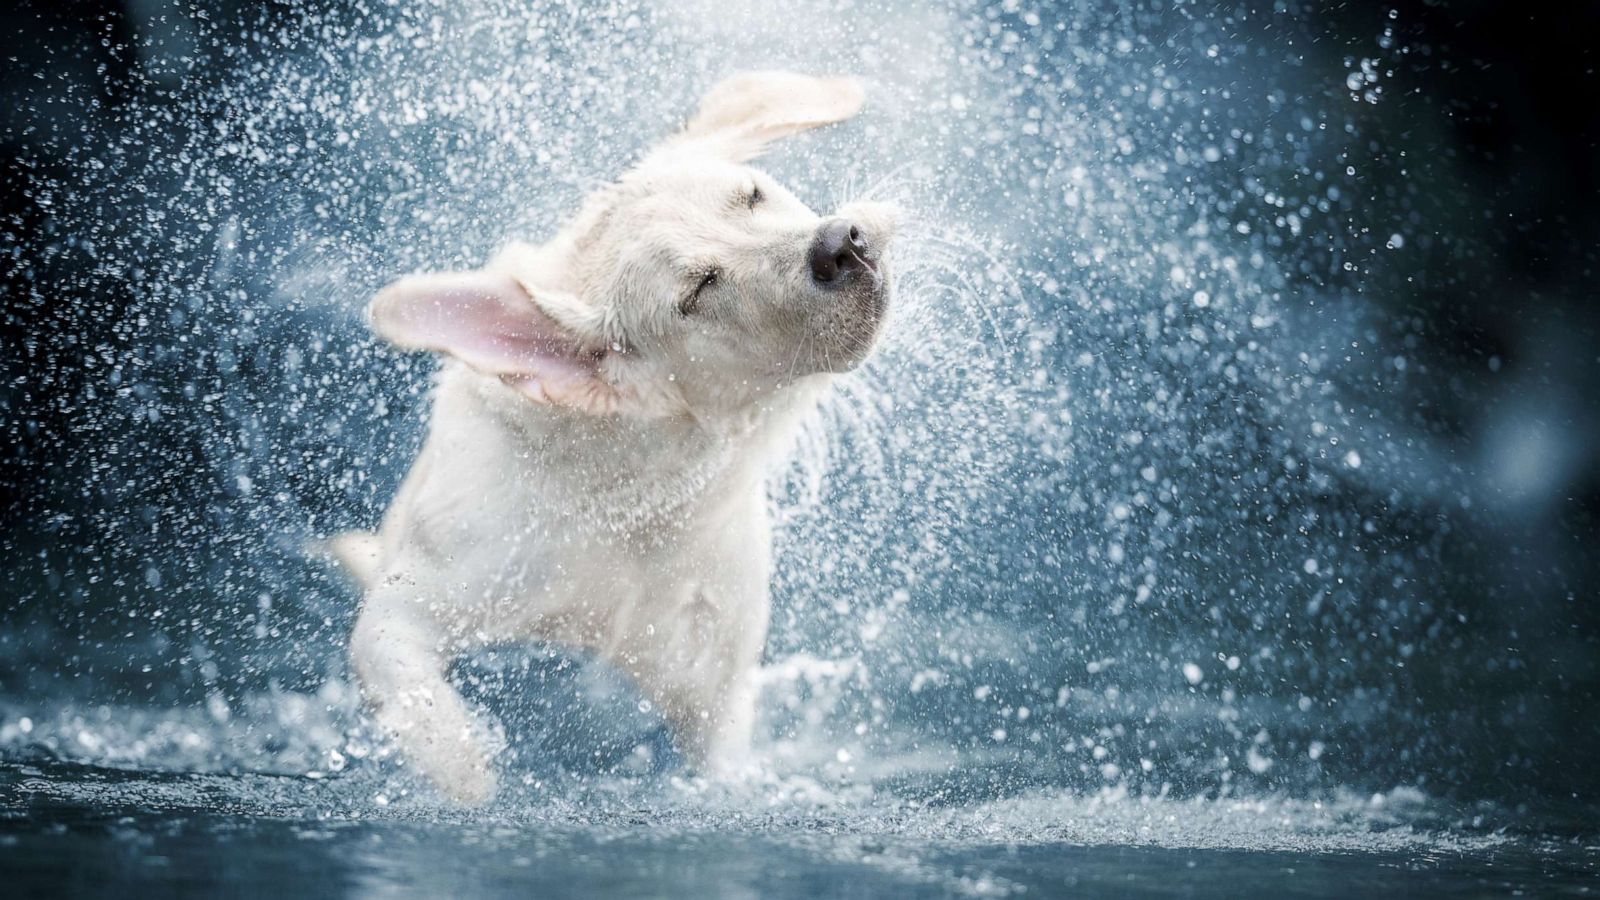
808,219,870,285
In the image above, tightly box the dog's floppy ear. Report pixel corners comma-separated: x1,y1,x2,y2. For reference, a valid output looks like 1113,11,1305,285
368,271,624,415
679,71,864,162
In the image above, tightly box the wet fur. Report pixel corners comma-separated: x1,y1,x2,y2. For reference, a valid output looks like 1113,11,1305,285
333,72,895,804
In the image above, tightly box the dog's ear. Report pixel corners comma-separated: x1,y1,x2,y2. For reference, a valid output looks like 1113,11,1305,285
368,271,624,415
679,71,864,162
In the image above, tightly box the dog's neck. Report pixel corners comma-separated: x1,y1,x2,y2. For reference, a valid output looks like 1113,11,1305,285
447,363,829,536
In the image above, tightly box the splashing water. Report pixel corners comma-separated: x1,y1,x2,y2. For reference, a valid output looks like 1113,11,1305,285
4,0,1598,894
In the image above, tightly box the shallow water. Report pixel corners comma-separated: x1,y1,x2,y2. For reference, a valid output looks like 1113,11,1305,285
5,760,1595,898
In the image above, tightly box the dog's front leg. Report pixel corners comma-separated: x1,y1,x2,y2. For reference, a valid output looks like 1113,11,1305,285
654,666,760,775
350,594,498,804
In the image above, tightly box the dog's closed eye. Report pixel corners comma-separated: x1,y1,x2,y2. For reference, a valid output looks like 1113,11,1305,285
681,268,719,316
730,184,763,212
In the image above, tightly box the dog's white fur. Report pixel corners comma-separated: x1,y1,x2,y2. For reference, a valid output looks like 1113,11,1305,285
334,72,896,804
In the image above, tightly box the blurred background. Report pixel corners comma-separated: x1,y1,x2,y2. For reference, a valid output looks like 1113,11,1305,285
2,0,1597,828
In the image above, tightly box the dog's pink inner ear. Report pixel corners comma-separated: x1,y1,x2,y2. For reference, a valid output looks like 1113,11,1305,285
368,271,619,413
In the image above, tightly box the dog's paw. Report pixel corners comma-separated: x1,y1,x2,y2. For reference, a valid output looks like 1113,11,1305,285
433,755,499,806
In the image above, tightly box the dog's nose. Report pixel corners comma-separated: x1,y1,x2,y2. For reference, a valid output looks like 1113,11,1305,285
808,219,870,285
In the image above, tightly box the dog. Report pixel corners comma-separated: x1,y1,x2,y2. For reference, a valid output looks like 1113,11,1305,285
330,71,897,804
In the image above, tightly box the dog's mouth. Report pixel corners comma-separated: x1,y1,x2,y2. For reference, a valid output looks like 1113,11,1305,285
815,254,892,374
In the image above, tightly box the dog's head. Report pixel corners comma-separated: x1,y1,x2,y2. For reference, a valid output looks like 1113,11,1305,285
369,71,897,419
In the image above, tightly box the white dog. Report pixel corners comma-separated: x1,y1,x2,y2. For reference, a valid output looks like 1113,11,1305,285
330,72,896,804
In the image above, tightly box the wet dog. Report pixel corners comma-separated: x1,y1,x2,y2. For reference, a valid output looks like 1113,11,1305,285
331,72,896,803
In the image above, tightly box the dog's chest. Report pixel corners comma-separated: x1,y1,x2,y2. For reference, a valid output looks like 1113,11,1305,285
399,372,776,664
407,465,765,653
